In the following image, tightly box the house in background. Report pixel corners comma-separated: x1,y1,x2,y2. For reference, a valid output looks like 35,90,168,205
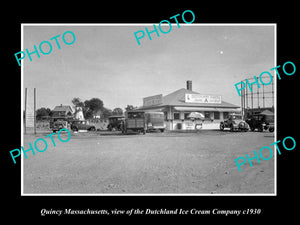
93,110,101,119
52,104,74,117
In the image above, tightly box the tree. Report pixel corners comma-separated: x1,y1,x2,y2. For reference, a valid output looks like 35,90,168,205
101,107,113,119
112,108,123,115
84,110,94,119
72,97,84,108
125,105,137,112
71,97,105,119
84,98,104,113
84,98,104,119
36,107,52,120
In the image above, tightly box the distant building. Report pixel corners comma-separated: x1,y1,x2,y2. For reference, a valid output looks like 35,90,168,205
74,106,85,120
139,81,240,130
93,110,101,119
52,104,74,117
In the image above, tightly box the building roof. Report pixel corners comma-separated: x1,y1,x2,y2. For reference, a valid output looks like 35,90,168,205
52,105,73,112
108,115,125,118
140,88,239,109
259,109,274,116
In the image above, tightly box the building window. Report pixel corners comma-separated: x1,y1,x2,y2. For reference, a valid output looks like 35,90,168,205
214,111,220,120
204,112,211,119
223,112,229,119
184,113,190,119
174,112,180,120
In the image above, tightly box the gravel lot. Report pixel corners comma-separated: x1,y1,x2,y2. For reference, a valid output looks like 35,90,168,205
23,130,275,194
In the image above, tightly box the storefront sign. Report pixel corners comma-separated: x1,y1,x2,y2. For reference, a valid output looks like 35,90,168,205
185,94,221,104
143,94,163,107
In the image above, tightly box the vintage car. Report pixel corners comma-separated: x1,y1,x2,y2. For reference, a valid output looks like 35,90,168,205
246,111,274,132
123,110,147,134
49,116,70,133
220,114,249,132
50,120,68,133
107,115,125,131
70,120,96,131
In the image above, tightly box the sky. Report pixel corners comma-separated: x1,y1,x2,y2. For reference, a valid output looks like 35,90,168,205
23,24,275,111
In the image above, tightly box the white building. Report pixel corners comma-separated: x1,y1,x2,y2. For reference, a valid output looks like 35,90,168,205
139,81,240,130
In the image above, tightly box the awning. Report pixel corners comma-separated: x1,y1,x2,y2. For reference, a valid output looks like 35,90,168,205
174,106,240,112
187,112,205,119
141,107,166,112
215,108,241,112
174,107,219,112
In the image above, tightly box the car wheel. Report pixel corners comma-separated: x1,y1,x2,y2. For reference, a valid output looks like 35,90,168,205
230,125,235,132
72,126,78,132
90,127,96,131
269,127,274,132
220,123,224,131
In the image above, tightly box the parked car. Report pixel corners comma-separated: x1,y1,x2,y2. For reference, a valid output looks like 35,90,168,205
107,115,125,131
246,112,274,132
123,110,146,134
220,113,249,132
71,120,96,131
50,120,68,133
49,117,69,133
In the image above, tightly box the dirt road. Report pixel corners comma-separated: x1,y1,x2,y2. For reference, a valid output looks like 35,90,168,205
22,130,275,194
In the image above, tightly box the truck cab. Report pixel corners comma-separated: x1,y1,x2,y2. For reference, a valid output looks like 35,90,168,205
107,115,125,131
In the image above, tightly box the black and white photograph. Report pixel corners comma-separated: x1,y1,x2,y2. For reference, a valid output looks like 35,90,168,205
21,24,276,195
4,5,298,220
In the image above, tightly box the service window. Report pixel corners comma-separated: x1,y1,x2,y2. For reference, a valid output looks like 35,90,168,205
173,112,180,120
204,112,211,119
214,111,220,120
